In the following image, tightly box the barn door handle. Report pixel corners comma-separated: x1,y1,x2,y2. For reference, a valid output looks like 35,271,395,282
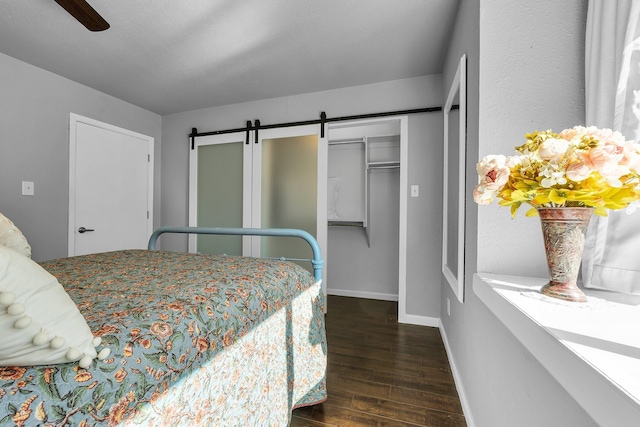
78,227,95,233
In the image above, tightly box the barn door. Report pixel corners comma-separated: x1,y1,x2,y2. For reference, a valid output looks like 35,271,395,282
189,124,328,293
68,114,154,256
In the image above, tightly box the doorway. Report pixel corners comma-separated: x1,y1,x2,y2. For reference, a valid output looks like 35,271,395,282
325,116,408,313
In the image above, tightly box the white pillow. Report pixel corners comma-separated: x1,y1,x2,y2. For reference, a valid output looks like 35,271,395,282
0,245,109,367
0,212,31,258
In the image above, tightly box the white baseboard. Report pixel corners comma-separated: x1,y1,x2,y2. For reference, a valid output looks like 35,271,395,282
398,312,439,327
439,320,476,427
327,288,398,301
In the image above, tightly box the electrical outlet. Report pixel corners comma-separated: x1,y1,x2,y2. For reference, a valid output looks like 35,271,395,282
21,181,34,196
447,297,451,316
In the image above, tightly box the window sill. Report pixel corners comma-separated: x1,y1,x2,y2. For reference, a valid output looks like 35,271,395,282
473,273,640,426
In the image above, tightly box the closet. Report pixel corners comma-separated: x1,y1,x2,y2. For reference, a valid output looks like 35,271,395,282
326,119,401,301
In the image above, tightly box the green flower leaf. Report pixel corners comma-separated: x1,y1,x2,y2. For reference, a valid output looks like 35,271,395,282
143,351,167,366
114,379,129,402
170,330,185,346
99,363,118,373
36,370,61,401
51,404,67,421
67,386,88,408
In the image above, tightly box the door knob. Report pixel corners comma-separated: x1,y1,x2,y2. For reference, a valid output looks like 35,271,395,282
78,227,95,233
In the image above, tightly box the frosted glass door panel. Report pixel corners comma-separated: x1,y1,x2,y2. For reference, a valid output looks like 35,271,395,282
197,142,243,255
260,135,318,269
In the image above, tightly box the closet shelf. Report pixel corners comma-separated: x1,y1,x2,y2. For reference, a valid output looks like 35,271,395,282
328,220,365,227
328,220,370,246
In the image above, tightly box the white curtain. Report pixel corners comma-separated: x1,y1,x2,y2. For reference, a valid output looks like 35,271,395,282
583,0,640,294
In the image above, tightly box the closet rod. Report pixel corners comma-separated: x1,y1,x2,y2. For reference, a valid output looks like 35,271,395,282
328,138,365,145
189,106,442,149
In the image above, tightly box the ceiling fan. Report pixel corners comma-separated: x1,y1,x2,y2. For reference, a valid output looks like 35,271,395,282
54,0,110,32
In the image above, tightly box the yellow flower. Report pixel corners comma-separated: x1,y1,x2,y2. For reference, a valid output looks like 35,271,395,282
35,402,46,421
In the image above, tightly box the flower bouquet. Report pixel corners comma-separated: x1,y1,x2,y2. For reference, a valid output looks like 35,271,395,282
473,126,640,217
473,126,640,302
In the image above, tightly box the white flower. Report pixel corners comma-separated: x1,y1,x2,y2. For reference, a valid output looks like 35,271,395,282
538,138,571,162
506,155,524,168
626,201,640,214
539,164,567,188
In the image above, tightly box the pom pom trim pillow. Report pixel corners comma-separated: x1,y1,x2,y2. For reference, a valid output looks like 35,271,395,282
0,246,109,367
0,212,31,258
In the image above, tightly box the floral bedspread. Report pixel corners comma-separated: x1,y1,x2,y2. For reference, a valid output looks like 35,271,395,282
0,250,327,426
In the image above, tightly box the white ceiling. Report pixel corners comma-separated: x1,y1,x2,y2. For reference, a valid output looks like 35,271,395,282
0,0,459,116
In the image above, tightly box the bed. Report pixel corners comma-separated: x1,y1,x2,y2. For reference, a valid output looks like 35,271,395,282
0,226,327,426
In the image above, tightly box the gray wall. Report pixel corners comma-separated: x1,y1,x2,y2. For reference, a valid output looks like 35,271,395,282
327,168,400,300
441,1,596,426
0,53,162,262
161,76,444,319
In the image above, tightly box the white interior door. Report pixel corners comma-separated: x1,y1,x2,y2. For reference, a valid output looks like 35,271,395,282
68,114,154,256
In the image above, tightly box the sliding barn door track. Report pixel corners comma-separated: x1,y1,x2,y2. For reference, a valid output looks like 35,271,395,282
188,106,443,149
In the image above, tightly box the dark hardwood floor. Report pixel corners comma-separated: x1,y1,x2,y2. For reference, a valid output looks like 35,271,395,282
291,295,466,427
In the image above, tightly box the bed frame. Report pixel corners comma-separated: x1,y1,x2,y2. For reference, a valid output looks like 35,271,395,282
148,226,324,282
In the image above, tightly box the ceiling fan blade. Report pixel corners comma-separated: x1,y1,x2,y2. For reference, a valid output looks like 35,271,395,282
54,0,110,32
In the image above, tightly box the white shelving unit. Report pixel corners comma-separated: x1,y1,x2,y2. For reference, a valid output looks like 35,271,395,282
328,134,400,246
364,134,400,246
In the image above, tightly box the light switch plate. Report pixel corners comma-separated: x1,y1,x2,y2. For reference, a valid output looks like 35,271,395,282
22,181,34,196
411,185,419,197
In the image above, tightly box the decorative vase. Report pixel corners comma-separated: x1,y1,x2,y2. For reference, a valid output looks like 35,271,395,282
537,207,594,303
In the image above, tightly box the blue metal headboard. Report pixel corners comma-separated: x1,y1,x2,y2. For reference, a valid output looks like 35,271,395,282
148,226,324,283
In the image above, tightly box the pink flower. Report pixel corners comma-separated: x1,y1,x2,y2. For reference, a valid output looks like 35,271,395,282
473,155,511,204
587,126,625,145
476,155,510,190
585,146,627,182
473,187,494,205
621,141,640,171
558,125,587,141
566,160,593,182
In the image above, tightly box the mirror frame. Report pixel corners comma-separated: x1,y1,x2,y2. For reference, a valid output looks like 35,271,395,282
442,54,467,303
